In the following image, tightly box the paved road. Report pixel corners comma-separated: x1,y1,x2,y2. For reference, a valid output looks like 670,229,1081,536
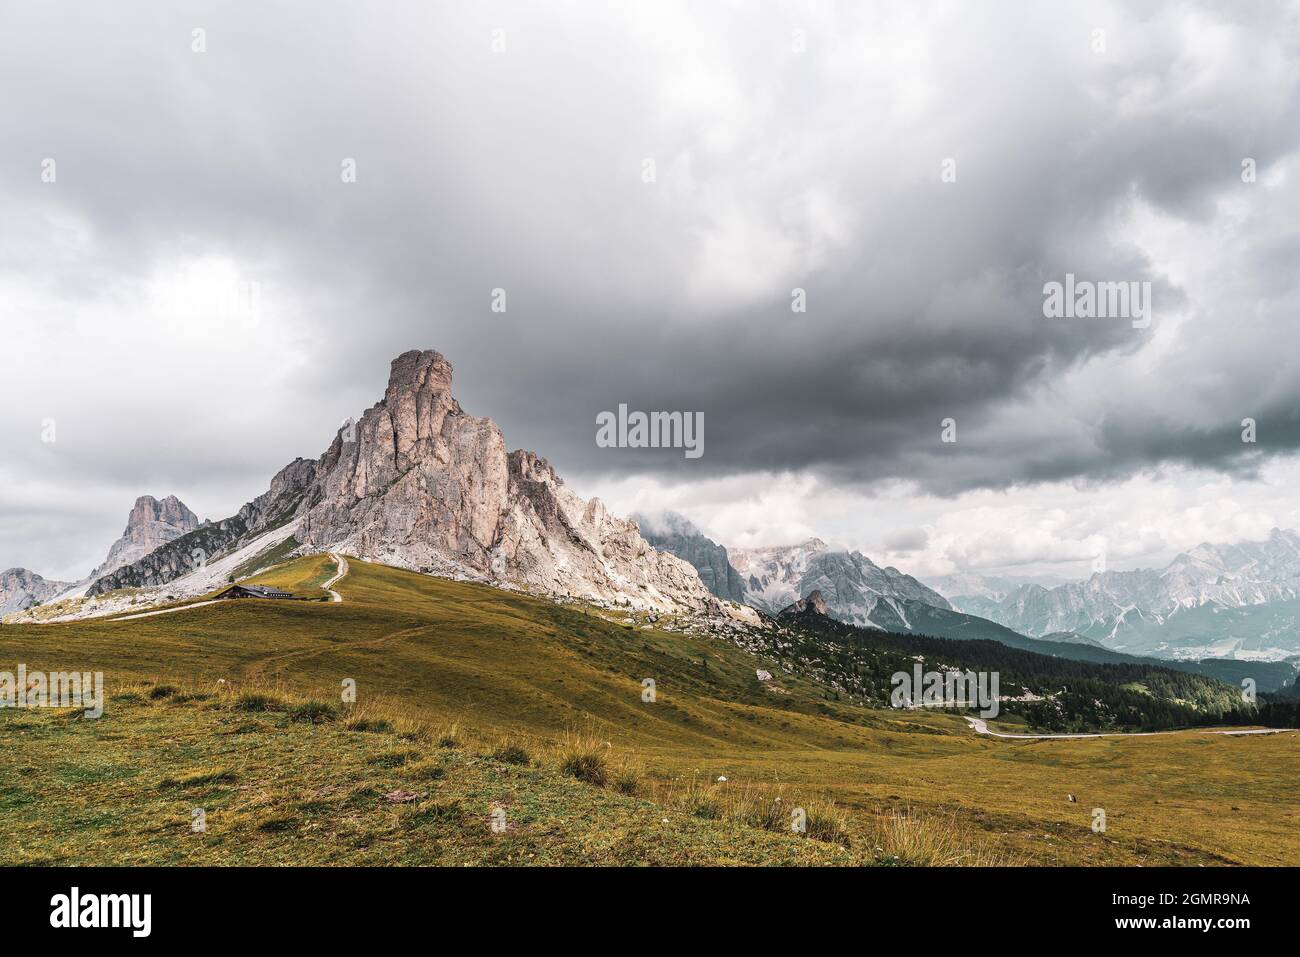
965,716,1295,739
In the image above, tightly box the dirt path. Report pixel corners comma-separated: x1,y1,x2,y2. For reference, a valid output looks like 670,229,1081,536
965,716,1296,740
322,553,349,602
109,599,223,622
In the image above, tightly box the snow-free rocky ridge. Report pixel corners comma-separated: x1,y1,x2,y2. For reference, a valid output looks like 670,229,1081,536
89,494,201,581
0,568,72,615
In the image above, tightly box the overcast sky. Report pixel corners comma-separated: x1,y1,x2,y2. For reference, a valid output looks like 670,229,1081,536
4,1,1300,582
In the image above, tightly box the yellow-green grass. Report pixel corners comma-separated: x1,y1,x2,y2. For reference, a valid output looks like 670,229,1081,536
241,553,339,598
2,558,1298,865
0,683,855,866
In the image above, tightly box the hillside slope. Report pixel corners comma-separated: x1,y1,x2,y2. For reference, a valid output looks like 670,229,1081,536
0,684,854,866
4,558,1300,865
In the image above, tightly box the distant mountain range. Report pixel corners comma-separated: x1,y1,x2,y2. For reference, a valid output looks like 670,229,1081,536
944,529,1300,660
925,572,1069,601
635,514,966,629
634,511,1300,687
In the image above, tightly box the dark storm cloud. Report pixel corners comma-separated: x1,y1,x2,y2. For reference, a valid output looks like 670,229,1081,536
3,1,1300,575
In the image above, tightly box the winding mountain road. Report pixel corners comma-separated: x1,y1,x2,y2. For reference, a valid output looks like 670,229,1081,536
321,552,349,602
965,716,1295,740
110,553,349,621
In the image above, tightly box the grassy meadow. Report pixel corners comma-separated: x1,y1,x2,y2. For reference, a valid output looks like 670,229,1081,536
2,555,1298,865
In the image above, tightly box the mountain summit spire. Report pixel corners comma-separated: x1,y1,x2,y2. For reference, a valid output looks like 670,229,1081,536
296,349,732,614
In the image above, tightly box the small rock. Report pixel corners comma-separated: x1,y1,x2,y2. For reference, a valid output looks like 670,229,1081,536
382,789,425,804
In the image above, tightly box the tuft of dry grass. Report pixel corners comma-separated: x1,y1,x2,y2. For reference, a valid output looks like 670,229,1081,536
491,742,533,766
436,723,462,749
287,700,339,724
346,715,395,734
866,807,1018,866
542,730,656,797
233,691,288,713
645,774,857,846
612,767,642,796
560,749,609,787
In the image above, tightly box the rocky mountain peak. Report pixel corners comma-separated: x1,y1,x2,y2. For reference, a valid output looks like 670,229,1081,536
778,589,830,618
90,494,202,581
382,350,463,460
0,567,73,615
509,449,564,487
125,495,199,540
387,348,454,397
294,349,739,616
